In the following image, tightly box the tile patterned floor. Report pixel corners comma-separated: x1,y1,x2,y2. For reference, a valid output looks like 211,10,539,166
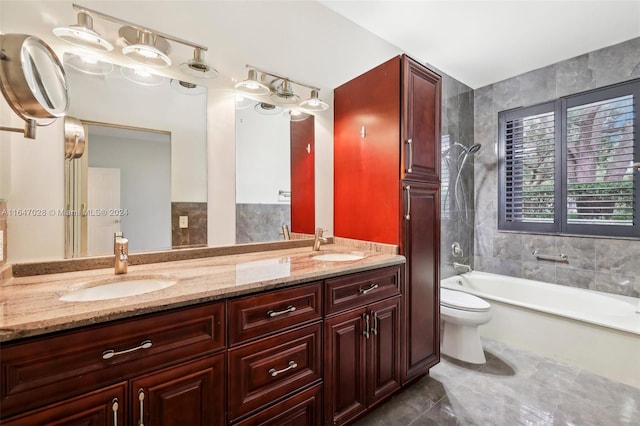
355,338,640,425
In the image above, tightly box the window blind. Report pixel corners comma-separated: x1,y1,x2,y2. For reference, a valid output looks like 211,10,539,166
504,110,556,224
499,79,639,238
566,95,635,226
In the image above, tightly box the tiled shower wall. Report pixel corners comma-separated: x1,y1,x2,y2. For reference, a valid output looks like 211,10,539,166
435,68,475,279
473,37,640,297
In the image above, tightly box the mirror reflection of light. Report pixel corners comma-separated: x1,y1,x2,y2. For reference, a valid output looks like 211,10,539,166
135,68,152,77
80,56,98,65
120,66,164,86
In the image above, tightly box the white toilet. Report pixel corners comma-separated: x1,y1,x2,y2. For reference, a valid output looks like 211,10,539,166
440,287,492,364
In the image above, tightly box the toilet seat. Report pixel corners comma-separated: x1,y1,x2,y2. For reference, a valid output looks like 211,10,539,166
441,288,490,312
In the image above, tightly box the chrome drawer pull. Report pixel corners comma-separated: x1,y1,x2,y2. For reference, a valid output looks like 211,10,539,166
267,305,296,317
371,312,378,336
102,339,152,360
406,138,413,173
404,185,411,220
269,360,298,377
363,313,370,339
359,283,378,294
112,398,119,426
138,389,145,426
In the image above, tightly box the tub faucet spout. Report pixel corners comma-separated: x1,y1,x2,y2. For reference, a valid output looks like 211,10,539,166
453,262,472,274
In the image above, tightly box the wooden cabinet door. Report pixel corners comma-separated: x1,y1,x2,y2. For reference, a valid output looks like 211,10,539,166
401,181,441,383
401,55,441,183
324,308,367,426
1,382,126,426
334,56,402,245
290,115,315,234
234,383,322,426
367,296,401,407
131,354,225,426
228,323,322,421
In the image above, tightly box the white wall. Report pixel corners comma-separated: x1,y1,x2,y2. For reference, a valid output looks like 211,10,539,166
67,68,207,203
0,0,403,261
235,105,290,204
88,130,172,252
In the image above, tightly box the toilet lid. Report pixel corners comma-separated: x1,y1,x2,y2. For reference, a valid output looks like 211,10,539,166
441,288,490,312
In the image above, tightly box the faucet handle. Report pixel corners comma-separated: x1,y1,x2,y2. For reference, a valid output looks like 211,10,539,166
280,225,291,240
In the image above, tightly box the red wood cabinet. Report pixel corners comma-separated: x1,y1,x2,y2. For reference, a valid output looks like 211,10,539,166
334,54,442,385
1,382,126,426
131,354,225,426
0,302,225,420
291,116,315,234
401,182,441,382
324,296,401,426
401,58,442,183
234,383,323,426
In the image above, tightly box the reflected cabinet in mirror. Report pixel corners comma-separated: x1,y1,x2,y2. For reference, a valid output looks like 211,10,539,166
64,65,207,258
235,102,315,243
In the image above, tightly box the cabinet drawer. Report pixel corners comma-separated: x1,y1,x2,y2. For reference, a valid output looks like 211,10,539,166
228,322,322,421
233,383,322,426
325,266,401,315
228,282,322,346
1,302,225,419
1,382,126,426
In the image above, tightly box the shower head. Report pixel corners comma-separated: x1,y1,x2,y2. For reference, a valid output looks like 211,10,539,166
467,143,482,154
450,142,482,155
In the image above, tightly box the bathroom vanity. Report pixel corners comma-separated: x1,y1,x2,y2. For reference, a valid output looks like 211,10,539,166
0,243,404,425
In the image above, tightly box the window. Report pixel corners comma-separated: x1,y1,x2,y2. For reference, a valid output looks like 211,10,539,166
498,80,640,238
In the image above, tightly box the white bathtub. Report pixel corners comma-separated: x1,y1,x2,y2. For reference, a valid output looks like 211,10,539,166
441,271,640,388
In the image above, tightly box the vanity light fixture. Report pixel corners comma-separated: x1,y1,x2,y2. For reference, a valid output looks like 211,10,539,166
254,102,284,115
121,65,164,86
235,65,328,113
120,27,171,68
235,69,270,95
53,11,114,52
55,4,215,77
180,48,218,79
170,79,206,95
299,89,329,112
270,79,301,104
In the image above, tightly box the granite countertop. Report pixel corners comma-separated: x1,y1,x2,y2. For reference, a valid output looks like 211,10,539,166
0,244,405,342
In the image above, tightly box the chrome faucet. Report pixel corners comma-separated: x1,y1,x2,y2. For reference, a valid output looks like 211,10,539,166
453,262,472,274
312,227,328,251
114,233,128,274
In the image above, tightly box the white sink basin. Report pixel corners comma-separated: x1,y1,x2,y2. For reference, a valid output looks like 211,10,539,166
59,278,176,302
312,253,365,262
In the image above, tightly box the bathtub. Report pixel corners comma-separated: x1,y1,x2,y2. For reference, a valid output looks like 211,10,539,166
441,271,640,388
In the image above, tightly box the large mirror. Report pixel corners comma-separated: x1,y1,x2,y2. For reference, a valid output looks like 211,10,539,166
235,102,315,243
63,58,317,258
64,61,207,258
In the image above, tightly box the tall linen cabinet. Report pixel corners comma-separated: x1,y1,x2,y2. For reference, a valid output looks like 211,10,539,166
333,54,442,387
